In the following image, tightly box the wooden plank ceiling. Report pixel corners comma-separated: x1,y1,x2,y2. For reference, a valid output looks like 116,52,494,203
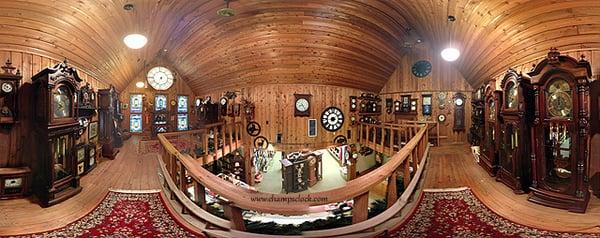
0,0,598,92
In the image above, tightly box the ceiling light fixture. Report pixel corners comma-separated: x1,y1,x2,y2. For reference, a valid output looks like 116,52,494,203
123,34,147,49
441,47,460,62
135,81,145,88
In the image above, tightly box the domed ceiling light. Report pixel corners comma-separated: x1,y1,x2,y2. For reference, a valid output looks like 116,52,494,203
441,47,460,62
123,34,147,49
217,0,235,17
135,81,145,88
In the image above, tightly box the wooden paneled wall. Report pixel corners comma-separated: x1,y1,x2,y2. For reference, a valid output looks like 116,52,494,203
119,65,196,135
203,84,364,150
380,46,473,144
0,50,109,168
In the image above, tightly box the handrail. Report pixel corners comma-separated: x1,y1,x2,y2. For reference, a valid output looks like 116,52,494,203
157,121,430,235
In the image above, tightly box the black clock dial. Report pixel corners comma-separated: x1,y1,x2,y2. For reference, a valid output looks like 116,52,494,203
411,60,432,78
321,106,344,132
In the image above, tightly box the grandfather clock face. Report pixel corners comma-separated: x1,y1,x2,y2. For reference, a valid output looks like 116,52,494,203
294,94,311,117
53,85,72,118
453,93,466,131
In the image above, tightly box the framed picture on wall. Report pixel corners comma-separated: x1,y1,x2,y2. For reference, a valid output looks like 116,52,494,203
88,121,98,140
308,119,317,137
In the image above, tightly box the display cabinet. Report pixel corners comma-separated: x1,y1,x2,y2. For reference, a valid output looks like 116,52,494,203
98,86,123,159
0,167,30,199
528,49,591,213
31,61,82,207
478,82,502,176
496,69,534,193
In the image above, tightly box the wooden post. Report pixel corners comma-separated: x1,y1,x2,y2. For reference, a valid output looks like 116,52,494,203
224,203,246,231
194,181,208,210
178,162,188,214
352,192,370,224
228,124,234,153
403,155,411,188
386,171,398,208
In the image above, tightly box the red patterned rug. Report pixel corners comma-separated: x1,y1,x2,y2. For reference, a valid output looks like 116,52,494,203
13,190,205,238
385,187,597,238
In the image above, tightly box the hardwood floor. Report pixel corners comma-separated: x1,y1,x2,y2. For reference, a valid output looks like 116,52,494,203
425,144,600,233
0,137,162,235
1,140,599,236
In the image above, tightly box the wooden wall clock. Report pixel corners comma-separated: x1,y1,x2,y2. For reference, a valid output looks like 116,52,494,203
246,121,261,136
321,106,344,131
422,94,432,116
452,92,466,131
294,94,311,117
349,96,357,112
0,59,21,126
146,66,174,91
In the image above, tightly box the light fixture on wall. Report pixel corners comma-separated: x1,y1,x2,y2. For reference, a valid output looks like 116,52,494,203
135,81,145,88
441,47,460,62
123,34,147,49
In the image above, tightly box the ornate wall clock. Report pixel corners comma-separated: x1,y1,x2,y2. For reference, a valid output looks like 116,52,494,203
393,100,401,113
219,96,228,116
321,106,344,132
0,59,21,125
453,92,466,131
246,121,261,136
294,94,311,117
334,135,347,145
438,92,447,109
438,114,446,122
254,136,269,149
146,66,174,91
412,60,432,78
422,94,432,116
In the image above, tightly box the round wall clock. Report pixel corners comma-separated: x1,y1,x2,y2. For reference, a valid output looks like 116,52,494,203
146,66,174,90
412,60,432,78
334,135,347,145
220,96,228,106
321,106,344,132
295,98,309,112
438,114,446,122
246,121,261,136
254,136,269,149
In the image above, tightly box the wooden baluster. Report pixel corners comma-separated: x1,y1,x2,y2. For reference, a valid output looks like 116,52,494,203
380,128,385,154
352,192,370,224
179,162,188,214
224,203,246,231
220,126,226,158
386,170,398,208
228,124,234,152
403,155,411,189
194,181,208,210
203,130,209,164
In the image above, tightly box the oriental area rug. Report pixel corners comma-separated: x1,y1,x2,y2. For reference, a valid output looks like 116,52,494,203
384,187,598,238
11,190,205,238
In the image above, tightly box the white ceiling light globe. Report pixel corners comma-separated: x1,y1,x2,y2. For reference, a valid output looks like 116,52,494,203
441,47,460,62
123,34,148,49
135,81,145,88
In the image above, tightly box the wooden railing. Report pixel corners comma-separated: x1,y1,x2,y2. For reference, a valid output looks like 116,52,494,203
157,121,430,237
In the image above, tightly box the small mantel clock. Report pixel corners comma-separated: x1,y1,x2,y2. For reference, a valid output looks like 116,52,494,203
527,49,591,213
294,94,311,117
452,92,466,131
478,81,502,177
497,69,533,194
31,60,83,207
0,59,21,125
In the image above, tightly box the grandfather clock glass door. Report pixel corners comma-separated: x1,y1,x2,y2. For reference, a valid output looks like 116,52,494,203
51,135,72,182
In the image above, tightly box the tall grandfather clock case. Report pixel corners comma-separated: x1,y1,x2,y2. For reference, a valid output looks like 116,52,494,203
31,61,83,207
497,69,534,194
98,85,123,159
479,81,502,177
528,49,591,213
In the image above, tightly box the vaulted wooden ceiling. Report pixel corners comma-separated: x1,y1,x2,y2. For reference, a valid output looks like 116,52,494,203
0,0,599,93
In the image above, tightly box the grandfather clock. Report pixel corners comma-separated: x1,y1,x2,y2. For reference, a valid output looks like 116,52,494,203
31,61,82,207
497,69,534,194
453,92,466,131
479,81,502,176
528,49,591,213
98,85,123,159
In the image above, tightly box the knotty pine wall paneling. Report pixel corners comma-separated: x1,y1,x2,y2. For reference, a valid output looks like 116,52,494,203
380,46,473,144
119,66,196,136
0,50,109,168
203,84,365,151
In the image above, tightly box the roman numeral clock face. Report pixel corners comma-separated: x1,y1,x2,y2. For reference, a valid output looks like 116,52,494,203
321,106,344,132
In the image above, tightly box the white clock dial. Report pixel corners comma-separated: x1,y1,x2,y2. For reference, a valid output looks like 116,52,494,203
220,97,228,105
295,98,309,112
455,98,463,106
147,66,174,90
1,82,13,93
